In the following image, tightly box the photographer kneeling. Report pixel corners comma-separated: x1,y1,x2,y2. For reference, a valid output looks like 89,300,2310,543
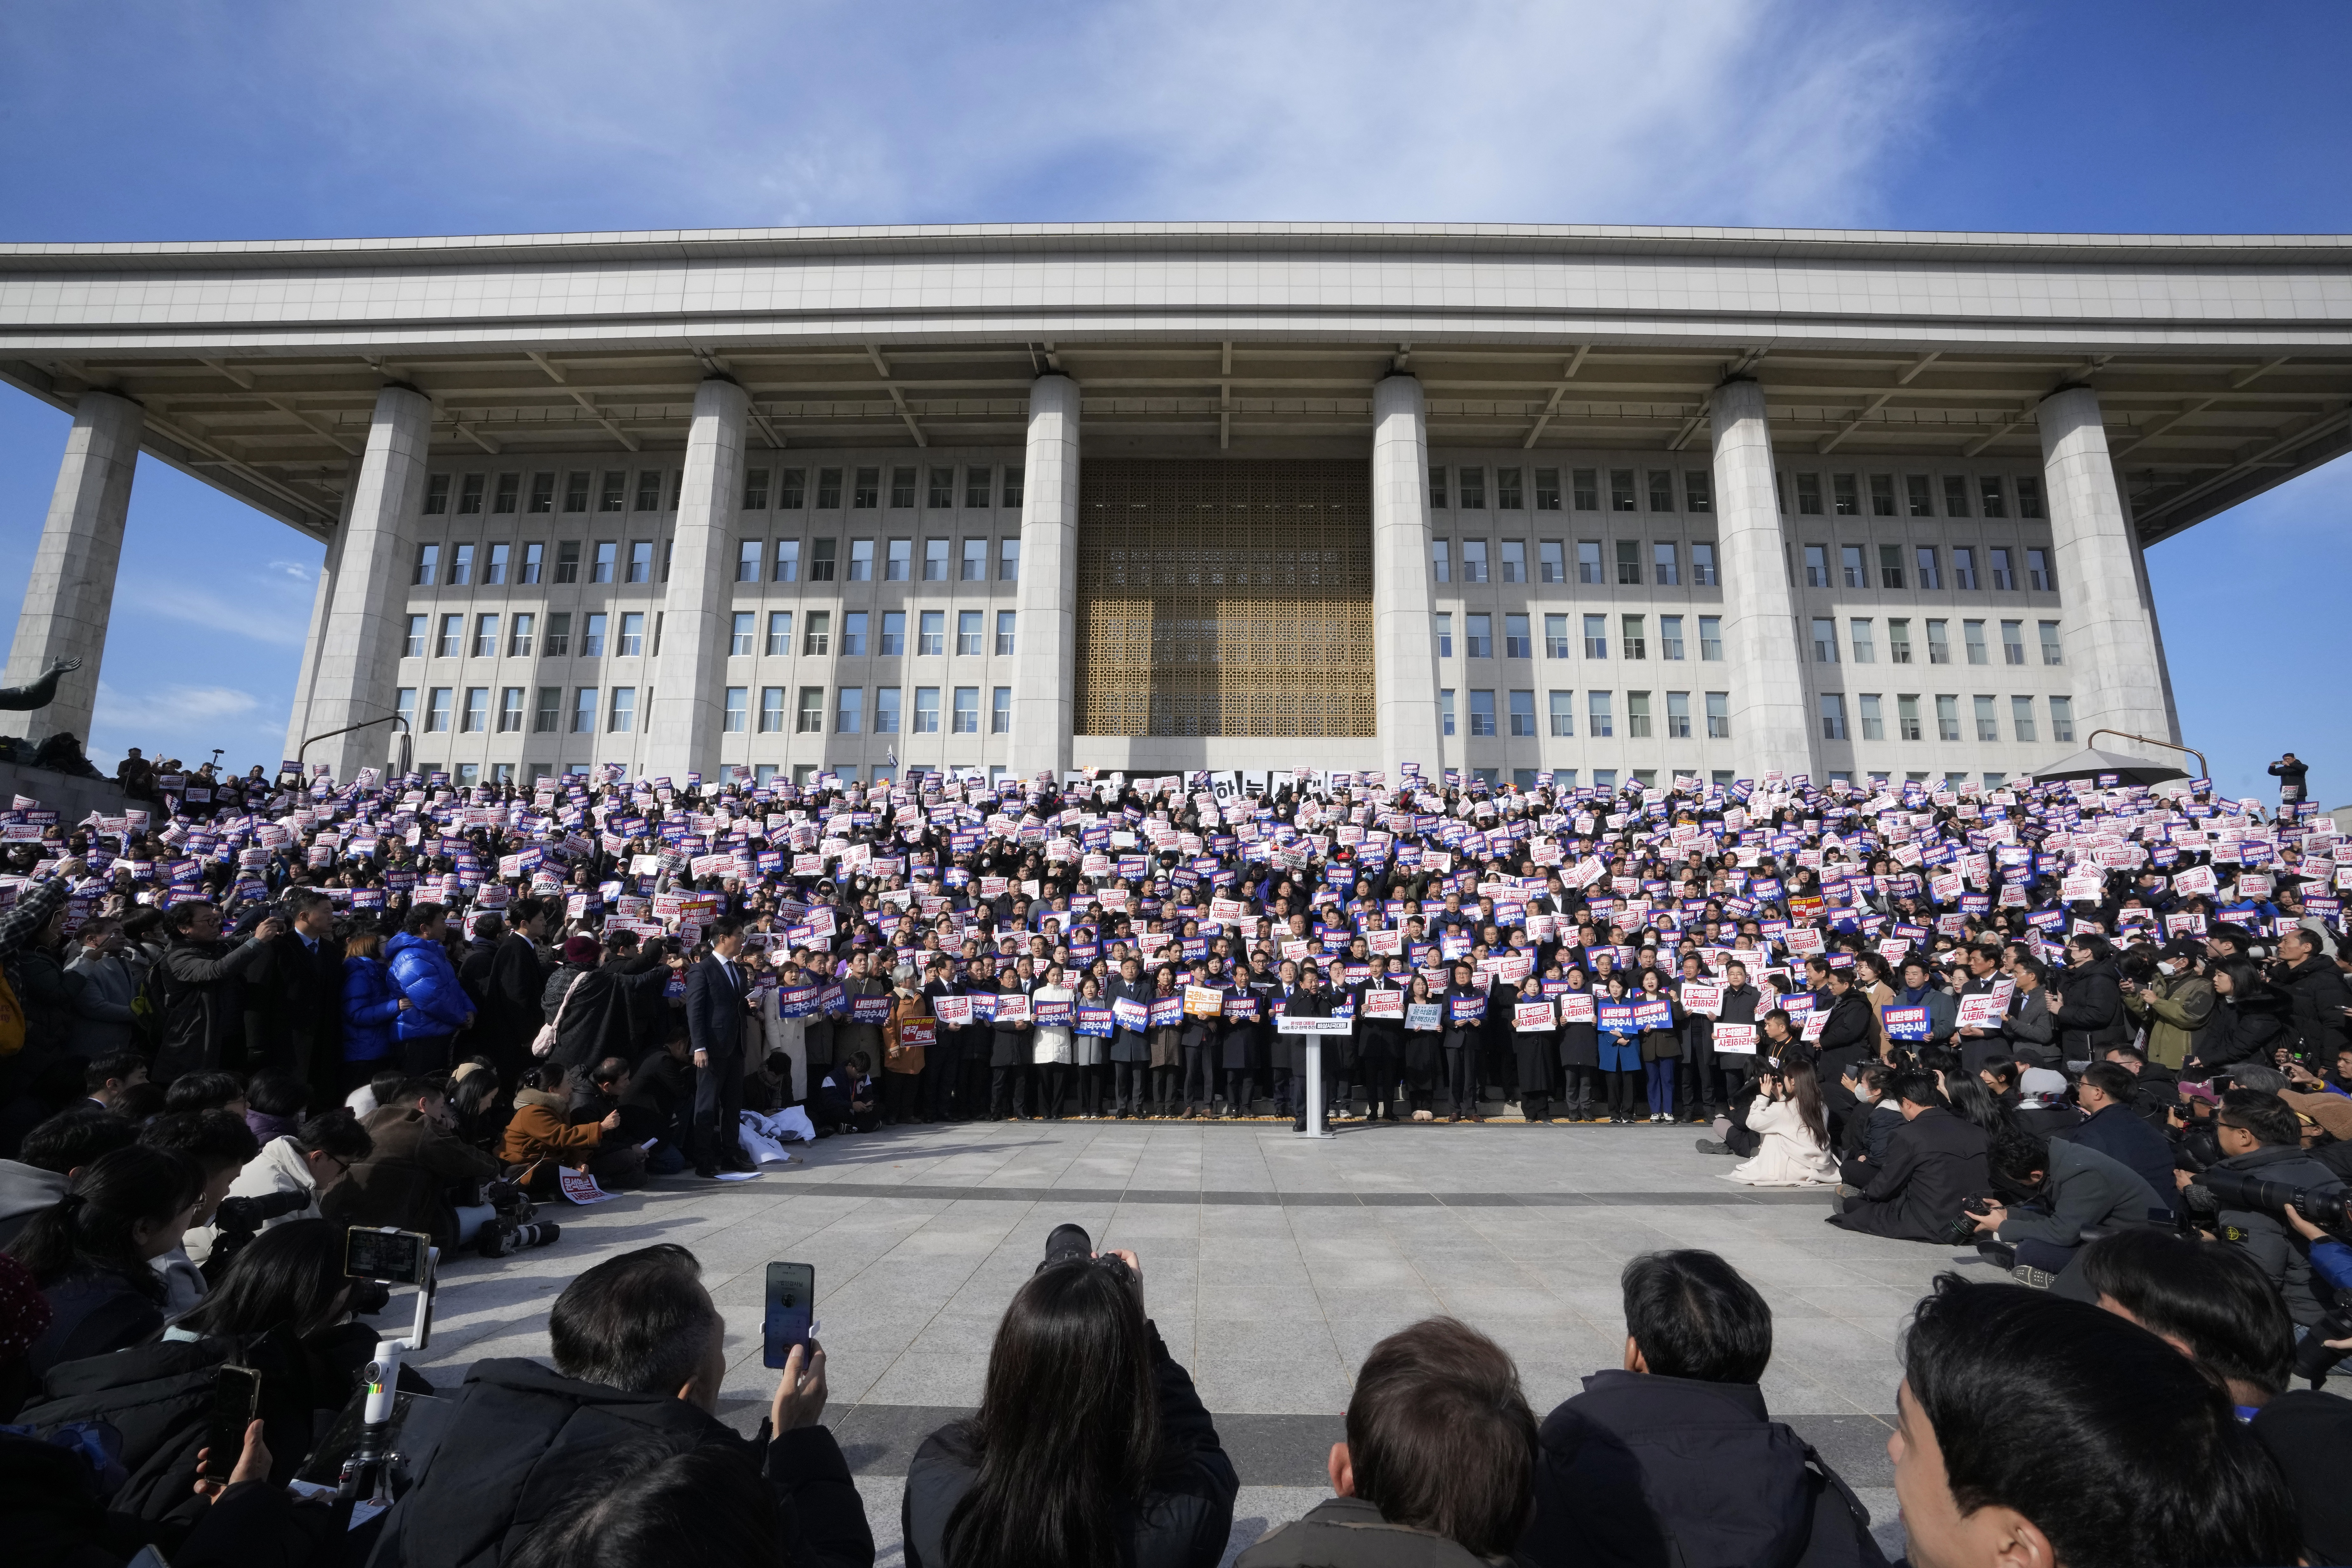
1960,1126,2168,1292
2177,1088,2347,1329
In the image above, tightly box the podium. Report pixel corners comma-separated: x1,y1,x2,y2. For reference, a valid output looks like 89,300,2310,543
1278,1015,1352,1139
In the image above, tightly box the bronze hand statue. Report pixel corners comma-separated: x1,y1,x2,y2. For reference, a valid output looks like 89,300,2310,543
0,656,81,711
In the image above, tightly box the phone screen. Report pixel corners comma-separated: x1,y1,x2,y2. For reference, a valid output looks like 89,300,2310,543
199,1364,261,1481
763,1261,815,1370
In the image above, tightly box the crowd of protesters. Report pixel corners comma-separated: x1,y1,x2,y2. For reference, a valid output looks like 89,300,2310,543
0,744,2350,1562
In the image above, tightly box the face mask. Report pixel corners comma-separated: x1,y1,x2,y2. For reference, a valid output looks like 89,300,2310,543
2157,960,2178,976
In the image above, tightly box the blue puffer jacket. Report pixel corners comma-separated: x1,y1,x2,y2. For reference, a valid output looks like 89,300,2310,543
387,931,472,1040
342,955,406,1063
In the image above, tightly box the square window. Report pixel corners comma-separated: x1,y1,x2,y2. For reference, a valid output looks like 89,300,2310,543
1468,689,1496,736
913,686,941,734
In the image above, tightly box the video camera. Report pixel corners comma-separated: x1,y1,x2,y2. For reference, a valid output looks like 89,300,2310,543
200,1187,314,1280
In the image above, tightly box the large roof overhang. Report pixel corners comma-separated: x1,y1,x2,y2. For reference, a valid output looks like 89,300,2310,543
1,221,2345,543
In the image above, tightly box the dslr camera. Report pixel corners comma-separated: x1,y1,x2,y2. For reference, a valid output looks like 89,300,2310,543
201,1187,314,1279
1939,1195,1998,1247
2190,1167,2352,1233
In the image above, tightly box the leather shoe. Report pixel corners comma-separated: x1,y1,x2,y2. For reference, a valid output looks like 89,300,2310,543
695,1165,722,1179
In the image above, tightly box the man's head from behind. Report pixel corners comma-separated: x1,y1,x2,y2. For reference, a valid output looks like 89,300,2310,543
1620,1249,1772,1384
1335,1316,1536,1559
1893,1274,2297,1568
2076,1228,2294,1408
550,1243,725,1409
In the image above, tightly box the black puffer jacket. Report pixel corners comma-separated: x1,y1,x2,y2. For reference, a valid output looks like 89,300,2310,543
2052,957,2131,1057
370,1357,872,1568
2188,993,2291,1074
1519,1369,1886,1568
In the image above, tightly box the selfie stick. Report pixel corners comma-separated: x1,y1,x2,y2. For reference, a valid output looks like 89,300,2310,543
337,1243,440,1507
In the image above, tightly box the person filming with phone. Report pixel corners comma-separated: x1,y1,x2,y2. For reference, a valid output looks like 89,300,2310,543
373,1241,871,1568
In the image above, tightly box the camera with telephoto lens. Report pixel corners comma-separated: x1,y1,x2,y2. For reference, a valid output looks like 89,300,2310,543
2190,1167,2352,1232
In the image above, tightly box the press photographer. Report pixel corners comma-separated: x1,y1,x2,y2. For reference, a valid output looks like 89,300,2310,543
2176,1089,2347,1327
1958,1125,2170,1290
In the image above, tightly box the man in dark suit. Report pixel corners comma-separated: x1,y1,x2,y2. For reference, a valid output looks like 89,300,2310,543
481,898,553,1087
1827,1071,1990,1241
246,887,344,1092
687,918,755,1176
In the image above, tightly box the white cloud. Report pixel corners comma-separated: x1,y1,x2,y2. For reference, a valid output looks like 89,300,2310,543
235,1,1952,230
89,681,285,772
115,576,310,646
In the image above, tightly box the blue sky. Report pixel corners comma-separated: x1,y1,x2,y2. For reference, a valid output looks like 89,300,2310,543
0,1,2345,795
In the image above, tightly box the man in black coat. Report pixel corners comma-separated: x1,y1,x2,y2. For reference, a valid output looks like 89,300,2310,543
244,888,343,1091
686,919,755,1176
370,1243,871,1568
1519,1250,1885,1568
2050,936,2130,1059
480,897,553,1086
1827,1073,1990,1242
2272,926,2351,1062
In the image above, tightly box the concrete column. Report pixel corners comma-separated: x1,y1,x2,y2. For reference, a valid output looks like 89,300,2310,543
1706,379,1815,782
645,378,749,780
1005,374,1080,782
0,390,143,748
2036,386,2175,748
1371,375,1443,783
306,385,433,784
281,465,357,766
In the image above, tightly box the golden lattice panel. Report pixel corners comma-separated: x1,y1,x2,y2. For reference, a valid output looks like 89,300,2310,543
1077,460,1375,737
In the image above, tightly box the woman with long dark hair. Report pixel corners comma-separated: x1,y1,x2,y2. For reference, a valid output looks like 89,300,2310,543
1723,1048,1838,1186
7,1145,203,1377
903,1238,1236,1568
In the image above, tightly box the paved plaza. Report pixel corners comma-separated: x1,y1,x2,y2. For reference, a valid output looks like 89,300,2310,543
410,1120,1960,1563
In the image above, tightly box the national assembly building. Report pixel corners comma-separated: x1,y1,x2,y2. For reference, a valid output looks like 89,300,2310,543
2,223,2348,791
